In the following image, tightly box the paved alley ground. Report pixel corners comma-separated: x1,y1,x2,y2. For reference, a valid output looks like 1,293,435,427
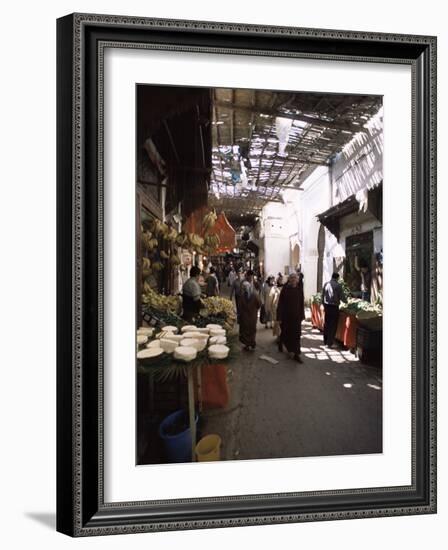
202,318,382,461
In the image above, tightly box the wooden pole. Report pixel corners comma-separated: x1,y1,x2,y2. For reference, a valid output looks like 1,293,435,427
197,362,203,414
187,366,196,461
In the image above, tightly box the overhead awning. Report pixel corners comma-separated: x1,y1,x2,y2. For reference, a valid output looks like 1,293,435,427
317,183,382,240
209,88,383,218
214,212,237,253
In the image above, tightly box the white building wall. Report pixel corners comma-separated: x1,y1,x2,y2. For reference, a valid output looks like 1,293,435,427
259,108,383,299
259,167,331,296
260,202,295,278
322,229,339,286
295,167,332,300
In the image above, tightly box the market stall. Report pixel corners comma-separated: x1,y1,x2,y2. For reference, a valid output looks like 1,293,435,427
310,299,324,331
310,294,382,358
335,311,359,350
138,284,236,462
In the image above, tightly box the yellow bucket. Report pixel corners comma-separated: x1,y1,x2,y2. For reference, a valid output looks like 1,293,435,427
195,434,222,462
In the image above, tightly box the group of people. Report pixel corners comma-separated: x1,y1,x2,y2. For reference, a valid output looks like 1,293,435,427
182,262,346,363
233,269,346,361
229,269,306,362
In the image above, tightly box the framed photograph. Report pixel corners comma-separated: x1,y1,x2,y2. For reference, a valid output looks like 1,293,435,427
57,13,437,536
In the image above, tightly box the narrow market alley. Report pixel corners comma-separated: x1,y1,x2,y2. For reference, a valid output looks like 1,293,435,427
136,85,384,465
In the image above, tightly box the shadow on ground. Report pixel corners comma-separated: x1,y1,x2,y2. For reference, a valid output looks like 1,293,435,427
203,320,382,461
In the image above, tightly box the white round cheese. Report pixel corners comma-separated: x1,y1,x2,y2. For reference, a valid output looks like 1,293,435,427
209,328,226,337
162,334,184,343
146,340,161,349
174,346,197,362
156,329,178,339
137,334,148,346
180,338,204,351
185,337,207,351
209,335,227,345
208,344,230,359
137,347,164,361
159,338,178,353
137,326,154,337
182,331,209,341
206,324,222,330
195,327,210,334
181,325,197,333
162,325,178,333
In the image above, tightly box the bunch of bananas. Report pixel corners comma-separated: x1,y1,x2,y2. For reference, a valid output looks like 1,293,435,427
153,219,169,237
201,297,237,329
202,209,217,232
142,231,157,251
204,233,220,252
142,219,154,233
165,226,178,242
169,254,181,266
160,251,169,260
189,233,204,248
142,283,181,313
142,257,152,279
175,232,189,247
151,261,164,272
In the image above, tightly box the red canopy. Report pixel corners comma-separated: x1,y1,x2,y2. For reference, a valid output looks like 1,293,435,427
184,208,236,253
213,212,236,253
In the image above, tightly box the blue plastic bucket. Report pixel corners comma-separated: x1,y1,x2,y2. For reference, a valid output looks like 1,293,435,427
158,409,198,463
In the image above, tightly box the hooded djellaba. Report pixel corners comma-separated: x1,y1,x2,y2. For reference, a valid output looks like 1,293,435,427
276,272,305,362
238,270,261,351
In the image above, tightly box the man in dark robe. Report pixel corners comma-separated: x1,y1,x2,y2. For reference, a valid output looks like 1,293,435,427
277,272,305,362
230,269,243,323
238,270,261,350
205,266,219,296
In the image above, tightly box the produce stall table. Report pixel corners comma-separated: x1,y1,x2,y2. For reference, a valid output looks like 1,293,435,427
335,311,358,350
311,302,324,330
310,303,358,349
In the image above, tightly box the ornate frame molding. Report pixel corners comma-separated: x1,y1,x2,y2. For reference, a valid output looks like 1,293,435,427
57,13,437,536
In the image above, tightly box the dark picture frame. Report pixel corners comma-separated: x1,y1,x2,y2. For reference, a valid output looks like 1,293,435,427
57,13,437,536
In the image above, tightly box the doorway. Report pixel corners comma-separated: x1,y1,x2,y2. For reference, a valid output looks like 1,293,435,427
291,243,300,270
344,230,374,296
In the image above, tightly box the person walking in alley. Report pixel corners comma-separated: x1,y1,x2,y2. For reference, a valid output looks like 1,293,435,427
321,272,343,348
277,272,305,363
276,271,285,287
230,268,243,323
205,266,219,297
270,283,282,340
227,265,236,287
261,276,275,328
238,270,261,351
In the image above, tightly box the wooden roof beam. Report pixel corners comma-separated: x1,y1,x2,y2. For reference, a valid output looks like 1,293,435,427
213,94,227,195
214,101,369,134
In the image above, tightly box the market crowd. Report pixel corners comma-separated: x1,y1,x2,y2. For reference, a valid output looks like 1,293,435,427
181,261,345,364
